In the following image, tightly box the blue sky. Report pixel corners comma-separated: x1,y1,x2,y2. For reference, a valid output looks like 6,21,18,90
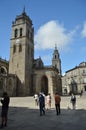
0,0,86,75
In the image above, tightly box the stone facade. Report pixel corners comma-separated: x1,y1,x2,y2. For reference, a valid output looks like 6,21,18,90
0,58,17,96
33,67,62,96
62,62,86,95
9,10,34,96
0,9,62,97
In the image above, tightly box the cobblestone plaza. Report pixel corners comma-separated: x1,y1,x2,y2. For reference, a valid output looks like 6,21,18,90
0,93,86,130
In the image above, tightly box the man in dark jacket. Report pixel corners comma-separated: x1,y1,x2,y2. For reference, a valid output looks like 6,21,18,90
39,93,45,116
0,92,10,128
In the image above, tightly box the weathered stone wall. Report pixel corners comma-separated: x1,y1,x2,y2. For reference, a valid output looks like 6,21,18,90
0,74,17,97
33,67,62,96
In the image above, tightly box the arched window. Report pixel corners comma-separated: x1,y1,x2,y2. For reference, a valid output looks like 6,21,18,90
13,45,16,53
1,68,6,74
19,44,22,52
55,55,57,59
15,29,18,38
20,28,23,37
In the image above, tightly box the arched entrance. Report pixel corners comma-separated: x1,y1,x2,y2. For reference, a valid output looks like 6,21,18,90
70,80,77,94
41,76,48,95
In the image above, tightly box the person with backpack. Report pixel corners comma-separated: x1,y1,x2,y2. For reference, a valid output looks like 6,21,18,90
70,93,76,109
39,93,45,116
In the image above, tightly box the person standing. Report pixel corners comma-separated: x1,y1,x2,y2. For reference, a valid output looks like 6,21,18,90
39,93,45,116
54,92,61,115
46,93,51,110
34,93,39,107
70,93,76,109
0,92,10,128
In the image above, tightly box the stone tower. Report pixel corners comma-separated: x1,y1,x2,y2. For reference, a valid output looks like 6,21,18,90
52,45,62,75
9,9,34,96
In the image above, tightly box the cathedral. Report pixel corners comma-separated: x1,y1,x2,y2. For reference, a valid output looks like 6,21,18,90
0,9,62,97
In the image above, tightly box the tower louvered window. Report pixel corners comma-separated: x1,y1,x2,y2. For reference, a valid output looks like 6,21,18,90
15,29,18,38
20,28,23,37
19,44,22,52
13,45,16,53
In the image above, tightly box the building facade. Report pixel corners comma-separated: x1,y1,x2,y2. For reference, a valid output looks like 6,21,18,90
0,58,17,96
0,10,62,97
62,62,86,95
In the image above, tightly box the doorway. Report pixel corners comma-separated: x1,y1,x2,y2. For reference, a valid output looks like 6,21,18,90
41,76,48,95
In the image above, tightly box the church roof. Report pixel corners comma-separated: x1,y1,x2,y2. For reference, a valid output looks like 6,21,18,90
13,7,32,25
0,57,9,64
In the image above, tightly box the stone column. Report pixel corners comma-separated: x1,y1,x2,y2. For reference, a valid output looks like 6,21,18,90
48,75,53,96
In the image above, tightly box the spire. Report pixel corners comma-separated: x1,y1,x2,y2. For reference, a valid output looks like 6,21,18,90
55,43,57,50
22,6,26,15
23,6,25,13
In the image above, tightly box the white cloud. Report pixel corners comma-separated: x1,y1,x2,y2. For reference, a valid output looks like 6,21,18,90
81,22,86,37
34,20,75,51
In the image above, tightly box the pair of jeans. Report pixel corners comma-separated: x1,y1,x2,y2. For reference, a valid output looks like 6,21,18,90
39,103,45,115
55,104,60,115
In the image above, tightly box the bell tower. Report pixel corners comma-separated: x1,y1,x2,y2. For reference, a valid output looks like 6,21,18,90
9,9,34,96
52,45,62,75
